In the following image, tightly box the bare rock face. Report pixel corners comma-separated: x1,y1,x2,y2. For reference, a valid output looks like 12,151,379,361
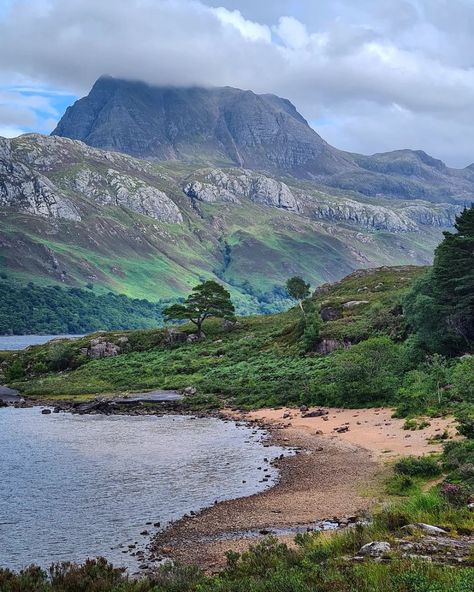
52,76,474,203
0,135,183,224
71,167,183,223
163,328,188,346
183,169,299,212
320,305,343,322
0,138,81,221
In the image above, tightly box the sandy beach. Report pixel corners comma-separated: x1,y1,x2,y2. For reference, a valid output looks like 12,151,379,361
151,406,455,570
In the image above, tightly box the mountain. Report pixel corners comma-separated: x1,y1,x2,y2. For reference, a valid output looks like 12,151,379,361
52,76,474,203
0,133,460,314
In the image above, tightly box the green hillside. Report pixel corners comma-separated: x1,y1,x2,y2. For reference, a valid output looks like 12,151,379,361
0,134,453,318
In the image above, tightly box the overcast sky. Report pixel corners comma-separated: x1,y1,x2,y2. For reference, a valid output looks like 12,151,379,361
0,0,473,166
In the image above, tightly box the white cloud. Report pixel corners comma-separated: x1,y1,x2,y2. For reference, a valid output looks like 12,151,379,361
213,7,271,43
0,0,473,166
0,125,25,137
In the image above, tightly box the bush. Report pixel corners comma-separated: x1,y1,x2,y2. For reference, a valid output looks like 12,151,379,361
302,313,321,352
313,337,407,407
456,406,474,439
394,456,441,478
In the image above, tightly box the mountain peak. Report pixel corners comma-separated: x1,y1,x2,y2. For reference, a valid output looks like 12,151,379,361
52,76,342,174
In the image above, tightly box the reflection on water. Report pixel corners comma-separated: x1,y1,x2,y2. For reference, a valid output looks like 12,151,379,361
0,408,284,571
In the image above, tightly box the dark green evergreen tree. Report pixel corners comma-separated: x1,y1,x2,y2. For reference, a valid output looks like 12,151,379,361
405,205,474,354
164,280,235,336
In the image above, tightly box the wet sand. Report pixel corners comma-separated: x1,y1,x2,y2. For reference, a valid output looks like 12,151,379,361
151,406,455,571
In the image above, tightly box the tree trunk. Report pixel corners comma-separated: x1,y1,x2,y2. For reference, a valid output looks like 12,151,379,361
298,300,306,316
196,318,203,337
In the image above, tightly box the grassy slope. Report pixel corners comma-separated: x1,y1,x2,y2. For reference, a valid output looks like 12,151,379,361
5,265,425,400
0,139,446,313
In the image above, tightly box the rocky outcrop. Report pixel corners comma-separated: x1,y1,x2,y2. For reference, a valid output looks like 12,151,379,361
70,167,183,223
183,169,299,212
0,138,81,221
80,336,128,358
0,135,183,224
183,167,461,232
163,328,188,346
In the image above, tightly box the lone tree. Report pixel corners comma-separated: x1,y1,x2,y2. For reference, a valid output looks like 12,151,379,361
164,280,235,337
286,276,310,316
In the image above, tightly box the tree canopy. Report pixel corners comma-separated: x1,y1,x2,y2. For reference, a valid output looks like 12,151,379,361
164,280,235,336
286,276,310,315
405,205,474,354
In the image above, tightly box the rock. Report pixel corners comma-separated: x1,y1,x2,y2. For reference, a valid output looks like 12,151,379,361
402,523,448,536
183,386,197,396
41,408,52,414
320,306,342,322
87,340,121,359
342,300,369,309
184,170,299,212
186,333,201,343
303,408,328,418
299,405,308,413
223,318,241,331
358,541,391,557
163,328,188,346
316,339,339,354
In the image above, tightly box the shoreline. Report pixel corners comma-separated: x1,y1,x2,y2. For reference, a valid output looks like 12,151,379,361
2,400,456,573
149,406,455,571
149,408,380,571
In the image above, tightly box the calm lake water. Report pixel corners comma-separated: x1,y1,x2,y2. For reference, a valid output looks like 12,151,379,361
0,335,82,351
0,408,285,571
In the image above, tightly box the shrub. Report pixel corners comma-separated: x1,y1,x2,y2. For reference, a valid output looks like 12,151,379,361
456,406,474,439
394,456,441,478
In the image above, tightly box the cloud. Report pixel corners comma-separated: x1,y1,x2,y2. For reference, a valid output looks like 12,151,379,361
0,0,473,165
0,86,76,136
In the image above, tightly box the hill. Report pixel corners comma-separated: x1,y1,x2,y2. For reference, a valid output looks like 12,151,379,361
0,280,172,335
5,264,469,411
0,133,460,316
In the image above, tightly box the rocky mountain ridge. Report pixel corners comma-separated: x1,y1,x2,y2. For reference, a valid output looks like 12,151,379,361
0,133,462,312
52,76,474,204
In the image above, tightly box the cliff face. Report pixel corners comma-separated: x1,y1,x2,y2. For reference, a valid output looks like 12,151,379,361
52,77,346,176
52,77,474,203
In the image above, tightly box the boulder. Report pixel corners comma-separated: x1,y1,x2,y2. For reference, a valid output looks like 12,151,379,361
223,318,241,332
316,339,342,355
320,306,342,322
163,328,188,346
342,300,369,309
303,408,328,418
358,541,391,557
402,523,448,536
88,340,121,359
186,333,201,343
183,386,197,396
